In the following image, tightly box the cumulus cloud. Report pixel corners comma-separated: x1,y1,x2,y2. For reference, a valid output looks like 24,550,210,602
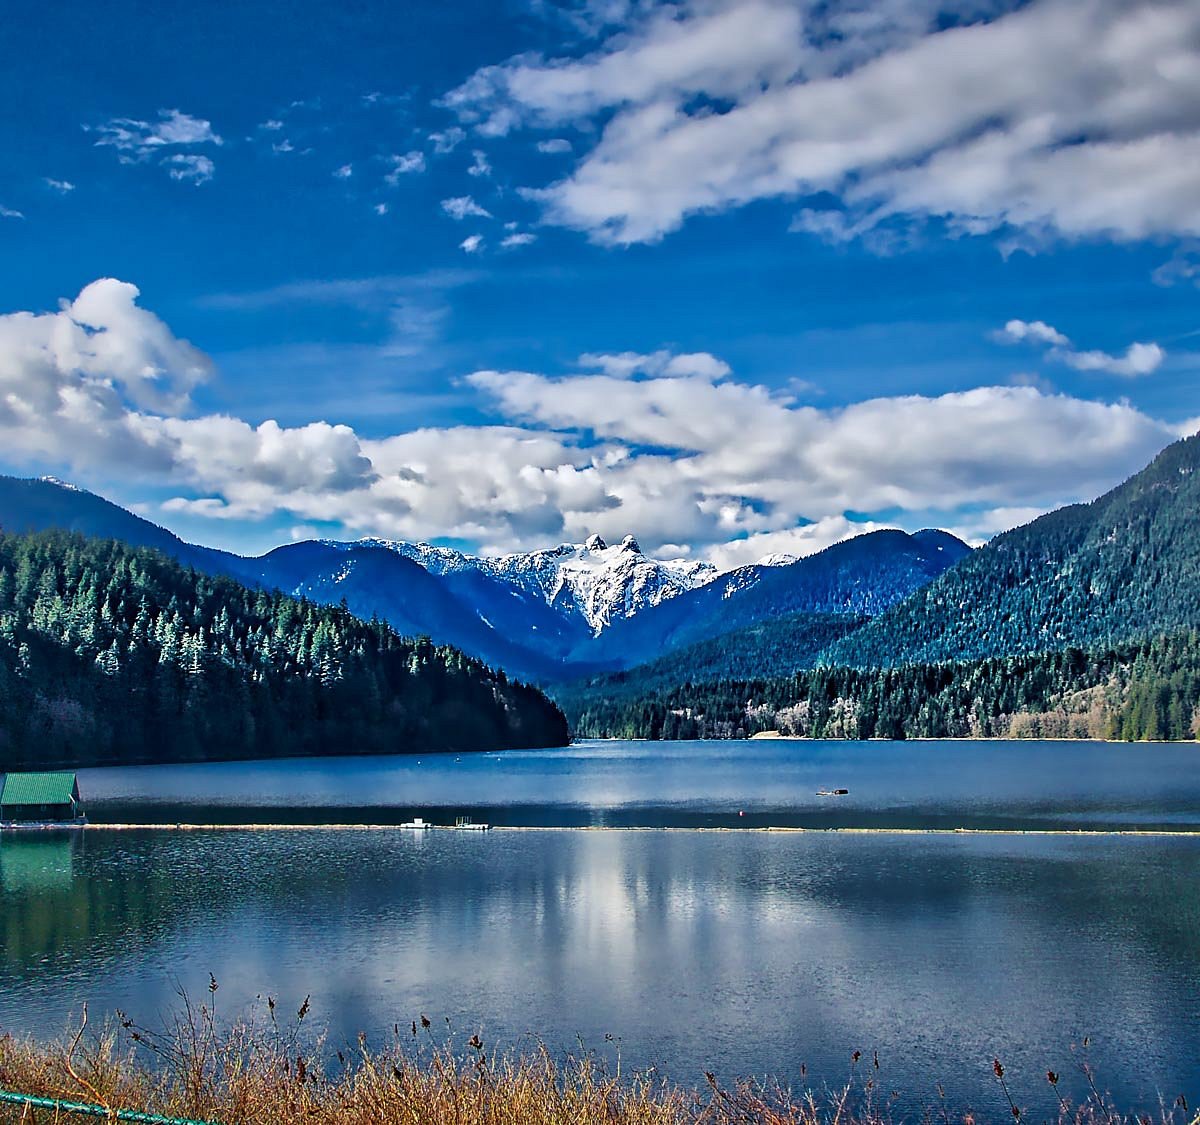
467,150,492,177
536,138,573,154
0,281,1191,564
444,0,1200,247
0,280,372,514
0,205,23,220
44,178,75,194
459,234,485,254
334,164,353,179
996,318,1165,377
442,196,492,220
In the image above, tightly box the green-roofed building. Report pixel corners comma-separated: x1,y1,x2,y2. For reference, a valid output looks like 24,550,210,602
0,772,85,825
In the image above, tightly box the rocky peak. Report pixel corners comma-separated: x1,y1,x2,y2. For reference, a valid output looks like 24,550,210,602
620,534,641,553
584,533,607,551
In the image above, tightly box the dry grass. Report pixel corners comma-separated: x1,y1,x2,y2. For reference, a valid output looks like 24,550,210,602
0,997,1196,1125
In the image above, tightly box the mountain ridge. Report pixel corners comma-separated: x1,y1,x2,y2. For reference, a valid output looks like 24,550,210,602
823,432,1200,668
0,474,971,682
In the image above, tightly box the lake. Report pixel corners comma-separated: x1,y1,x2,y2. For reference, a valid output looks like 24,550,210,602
1,739,1198,1116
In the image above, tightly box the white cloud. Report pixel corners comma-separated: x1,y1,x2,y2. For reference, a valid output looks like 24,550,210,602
536,138,573,154
272,139,295,154
385,151,426,183
578,350,731,380
444,1,805,134
995,318,1165,377
500,232,537,249
44,179,75,194
1153,245,1200,288
442,196,492,220
259,119,284,131
0,205,23,220
462,369,1187,552
374,203,389,216
0,281,1191,563
941,506,1055,547
163,154,215,184
996,319,1070,348
92,109,222,184
334,164,353,179
428,127,466,154
467,150,492,177
1058,341,1165,378
703,517,891,571
459,234,485,254
446,0,1200,247
95,109,222,154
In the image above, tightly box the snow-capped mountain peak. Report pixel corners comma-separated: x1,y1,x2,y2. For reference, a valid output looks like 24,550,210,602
366,532,718,635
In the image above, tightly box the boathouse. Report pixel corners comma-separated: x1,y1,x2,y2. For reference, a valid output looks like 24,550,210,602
0,772,84,824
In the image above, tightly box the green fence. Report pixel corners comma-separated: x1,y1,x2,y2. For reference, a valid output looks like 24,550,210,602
0,1089,221,1123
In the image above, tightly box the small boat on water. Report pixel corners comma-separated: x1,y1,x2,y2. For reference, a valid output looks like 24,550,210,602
816,788,850,797
454,816,490,831
400,817,432,829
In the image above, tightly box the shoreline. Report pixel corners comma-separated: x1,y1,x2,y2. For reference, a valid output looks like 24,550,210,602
2,822,1195,837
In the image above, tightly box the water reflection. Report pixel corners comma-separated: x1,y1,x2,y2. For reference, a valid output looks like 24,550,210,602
0,828,1197,1116
0,833,79,894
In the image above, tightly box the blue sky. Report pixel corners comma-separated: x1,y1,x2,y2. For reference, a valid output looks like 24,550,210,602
1,0,1198,566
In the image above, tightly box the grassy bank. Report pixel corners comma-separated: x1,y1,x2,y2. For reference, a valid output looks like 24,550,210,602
1,1001,1197,1125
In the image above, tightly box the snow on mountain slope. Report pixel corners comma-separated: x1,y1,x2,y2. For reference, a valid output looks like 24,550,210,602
365,532,718,635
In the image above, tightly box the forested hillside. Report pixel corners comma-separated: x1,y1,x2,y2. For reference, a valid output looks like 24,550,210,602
0,531,568,769
825,434,1200,667
556,612,864,702
562,631,1200,742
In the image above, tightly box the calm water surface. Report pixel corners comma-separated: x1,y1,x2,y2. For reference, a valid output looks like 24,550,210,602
73,737,1200,830
1,740,1198,1115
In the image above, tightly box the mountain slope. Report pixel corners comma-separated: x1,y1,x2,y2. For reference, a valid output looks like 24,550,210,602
825,433,1200,668
582,528,971,665
0,529,568,769
250,540,593,681
553,611,865,714
0,476,250,580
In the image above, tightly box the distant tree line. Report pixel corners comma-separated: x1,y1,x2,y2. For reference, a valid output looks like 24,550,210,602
0,530,568,769
560,630,1200,742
